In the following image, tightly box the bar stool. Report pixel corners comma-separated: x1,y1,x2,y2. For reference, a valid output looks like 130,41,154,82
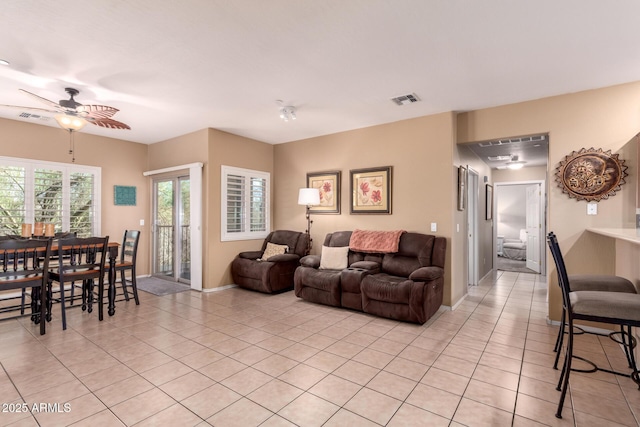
550,231,637,369
114,230,140,305
547,232,640,418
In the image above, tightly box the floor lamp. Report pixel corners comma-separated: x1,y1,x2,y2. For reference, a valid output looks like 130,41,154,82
298,188,320,255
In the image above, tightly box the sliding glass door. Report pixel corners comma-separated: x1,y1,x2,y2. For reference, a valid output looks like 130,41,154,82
153,175,190,283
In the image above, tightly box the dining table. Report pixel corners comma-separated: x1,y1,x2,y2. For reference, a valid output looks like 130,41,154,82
1,237,121,324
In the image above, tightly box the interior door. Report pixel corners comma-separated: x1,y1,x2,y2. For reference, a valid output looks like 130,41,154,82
525,183,541,273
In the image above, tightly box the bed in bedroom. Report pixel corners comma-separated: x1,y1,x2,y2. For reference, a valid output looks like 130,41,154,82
501,229,526,261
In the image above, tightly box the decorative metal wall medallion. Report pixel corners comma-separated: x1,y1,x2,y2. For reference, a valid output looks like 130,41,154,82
555,148,627,202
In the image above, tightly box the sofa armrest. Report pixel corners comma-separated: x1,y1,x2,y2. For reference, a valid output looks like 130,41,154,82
264,253,300,263
409,266,444,282
300,255,321,268
350,261,381,272
239,251,263,260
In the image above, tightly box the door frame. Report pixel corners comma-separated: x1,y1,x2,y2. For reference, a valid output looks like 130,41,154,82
151,175,191,285
143,163,203,291
493,179,546,275
467,167,479,286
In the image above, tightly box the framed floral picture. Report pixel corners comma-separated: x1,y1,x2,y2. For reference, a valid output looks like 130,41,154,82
307,171,341,214
350,166,392,214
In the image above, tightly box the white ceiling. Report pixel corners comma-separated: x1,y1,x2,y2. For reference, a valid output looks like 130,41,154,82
1,1,640,146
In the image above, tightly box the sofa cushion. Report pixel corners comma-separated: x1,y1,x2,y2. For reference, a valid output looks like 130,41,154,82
320,245,349,270
300,255,321,268
265,230,308,257
409,266,444,282
382,233,435,277
361,274,412,304
259,242,288,261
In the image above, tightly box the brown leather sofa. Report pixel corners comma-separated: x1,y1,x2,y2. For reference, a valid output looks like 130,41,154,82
231,230,309,293
294,231,446,324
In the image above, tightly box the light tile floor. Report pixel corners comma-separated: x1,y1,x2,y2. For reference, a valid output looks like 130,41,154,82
1,271,639,426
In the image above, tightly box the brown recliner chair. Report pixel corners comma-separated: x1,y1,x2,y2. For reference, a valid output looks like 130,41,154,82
231,230,309,293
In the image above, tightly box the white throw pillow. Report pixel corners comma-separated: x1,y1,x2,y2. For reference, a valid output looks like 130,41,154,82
259,242,288,261
319,245,349,270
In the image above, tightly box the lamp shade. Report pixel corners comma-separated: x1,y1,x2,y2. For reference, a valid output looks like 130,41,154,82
298,188,320,206
55,114,87,131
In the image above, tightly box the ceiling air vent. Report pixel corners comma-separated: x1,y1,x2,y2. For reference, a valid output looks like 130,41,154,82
478,134,546,147
478,140,511,147
391,93,420,106
19,112,51,122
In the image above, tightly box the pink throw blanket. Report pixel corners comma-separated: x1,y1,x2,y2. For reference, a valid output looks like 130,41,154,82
349,229,405,253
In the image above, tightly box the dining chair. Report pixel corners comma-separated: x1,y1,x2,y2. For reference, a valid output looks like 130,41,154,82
47,236,109,330
114,230,140,305
550,232,637,370
50,232,82,306
0,235,29,315
0,237,52,335
547,232,640,418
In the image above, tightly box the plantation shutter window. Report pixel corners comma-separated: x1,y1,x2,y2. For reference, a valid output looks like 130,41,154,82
0,157,101,237
221,166,270,241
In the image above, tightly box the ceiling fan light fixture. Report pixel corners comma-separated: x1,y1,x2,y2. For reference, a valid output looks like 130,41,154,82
55,114,87,131
506,162,525,170
506,154,526,170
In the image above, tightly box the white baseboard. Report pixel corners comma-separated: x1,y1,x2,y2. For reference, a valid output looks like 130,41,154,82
451,293,468,311
202,284,238,293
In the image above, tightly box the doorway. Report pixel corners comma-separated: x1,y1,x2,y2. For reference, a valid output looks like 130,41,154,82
153,175,191,284
494,181,545,274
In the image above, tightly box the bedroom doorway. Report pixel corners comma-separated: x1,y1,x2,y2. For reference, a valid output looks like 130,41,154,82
494,180,545,274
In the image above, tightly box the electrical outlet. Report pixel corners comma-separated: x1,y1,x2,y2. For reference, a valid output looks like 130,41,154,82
587,203,597,215
140,219,145,226
430,223,437,232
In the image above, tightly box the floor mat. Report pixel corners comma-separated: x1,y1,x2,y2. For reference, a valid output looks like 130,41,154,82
136,277,191,296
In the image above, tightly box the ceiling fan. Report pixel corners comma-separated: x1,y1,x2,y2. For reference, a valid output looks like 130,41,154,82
1,87,131,131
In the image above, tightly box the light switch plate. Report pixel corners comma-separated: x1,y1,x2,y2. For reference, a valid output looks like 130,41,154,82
139,219,145,226
587,203,597,215
430,222,437,232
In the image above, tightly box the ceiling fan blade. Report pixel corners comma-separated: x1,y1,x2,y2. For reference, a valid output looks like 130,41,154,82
87,117,131,130
19,89,66,112
0,104,61,115
76,104,119,120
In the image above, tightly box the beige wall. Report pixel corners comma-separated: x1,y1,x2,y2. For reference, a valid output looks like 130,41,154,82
456,144,494,287
147,128,274,290
5,80,640,317
208,129,274,288
0,117,150,275
457,81,640,321
147,129,209,287
274,113,457,305
493,166,547,183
